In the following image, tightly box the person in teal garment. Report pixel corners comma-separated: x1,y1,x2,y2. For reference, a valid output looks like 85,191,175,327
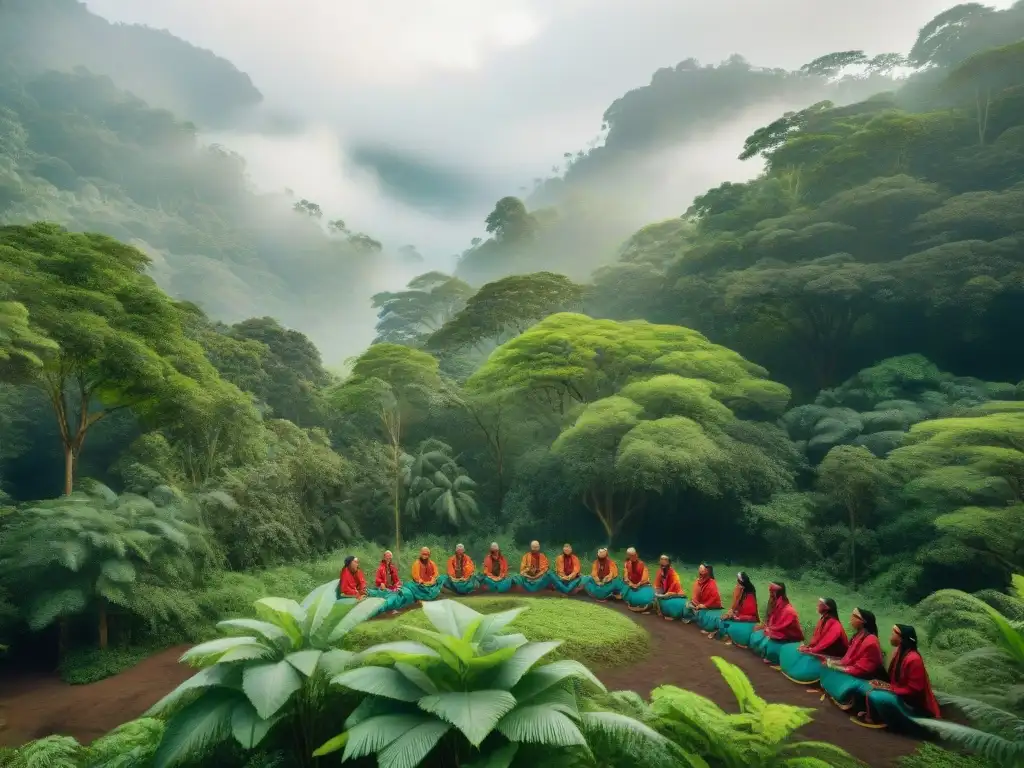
621,548,655,612
518,541,551,592
445,543,477,595
582,548,621,601
779,597,849,686
366,550,414,614
748,582,804,664
715,572,760,645
820,608,886,709
408,547,445,601
480,542,515,592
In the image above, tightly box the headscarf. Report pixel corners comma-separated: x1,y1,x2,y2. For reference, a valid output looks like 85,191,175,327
698,562,714,581
490,542,500,552
626,547,637,558
455,544,465,554
596,547,610,579
597,547,608,558
659,555,671,574
854,607,878,636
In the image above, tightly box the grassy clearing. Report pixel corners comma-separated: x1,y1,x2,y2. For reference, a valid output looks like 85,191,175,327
344,595,650,669
895,744,990,768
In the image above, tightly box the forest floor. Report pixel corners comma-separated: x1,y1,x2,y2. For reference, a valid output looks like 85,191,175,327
0,597,918,765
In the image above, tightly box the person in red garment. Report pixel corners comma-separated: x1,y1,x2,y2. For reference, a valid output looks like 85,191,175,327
480,542,514,592
779,597,849,687
338,555,367,600
368,550,411,614
820,608,887,710
710,572,760,644
689,562,723,628
854,624,942,731
653,555,688,620
749,582,804,665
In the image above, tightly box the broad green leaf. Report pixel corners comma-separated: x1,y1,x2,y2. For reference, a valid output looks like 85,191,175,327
405,626,474,666
146,665,241,716
422,599,482,636
304,580,341,637
253,598,305,649
395,662,440,695
285,649,323,677
152,689,239,768
514,660,606,701
312,732,349,757
377,720,452,768
230,700,281,749
343,713,435,760
461,617,484,643
216,619,290,648
300,580,337,612
242,660,303,719
530,682,579,718
180,637,260,667
317,648,356,677
217,644,277,664
331,666,427,702
326,597,386,643
481,633,529,653
418,690,517,747
490,641,562,689
465,742,519,768
344,696,416,729
356,641,440,661
497,704,588,748
474,608,526,642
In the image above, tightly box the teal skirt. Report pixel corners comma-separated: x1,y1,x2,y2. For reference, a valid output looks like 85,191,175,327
446,576,478,595
748,629,768,654
517,573,552,592
865,690,935,733
480,575,515,593
820,668,873,709
656,595,691,620
622,584,655,611
408,579,446,601
759,638,793,665
722,621,756,646
366,587,414,613
697,609,725,632
582,576,622,600
552,576,582,595
779,644,826,684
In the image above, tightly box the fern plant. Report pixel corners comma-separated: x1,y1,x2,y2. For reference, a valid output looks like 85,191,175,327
598,657,865,767
403,440,479,528
148,582,383,768
315,599,677,767
0,484,205,651
0,718,163,768
917,695,1024,767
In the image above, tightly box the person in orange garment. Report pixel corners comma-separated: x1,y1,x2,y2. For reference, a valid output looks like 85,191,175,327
621,547,655,612
446,543,477,595
337,555,367,600
780,597,850,687
853,624,941,732
480,542,514,592
749,582,804,665
653,555,688,620
518,540,551,592
368,550,413,614
582,548,621,601
409,547,445,601
689,562,724,628
553,543,583,595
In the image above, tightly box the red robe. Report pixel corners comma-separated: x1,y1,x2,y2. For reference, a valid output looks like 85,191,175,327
339,567,367,597
692,577,722,609
885,650,941,719
625,559,649,586
804,615,849,656
483,553,508,579
734,592,760,622
655,566,684,595
765,600,804,642
836,631,885,678
375,561,402,591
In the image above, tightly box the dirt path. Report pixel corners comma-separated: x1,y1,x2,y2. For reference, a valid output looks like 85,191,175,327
0,598,918,765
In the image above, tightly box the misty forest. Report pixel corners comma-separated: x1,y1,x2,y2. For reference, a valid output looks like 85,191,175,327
1,1,1024,767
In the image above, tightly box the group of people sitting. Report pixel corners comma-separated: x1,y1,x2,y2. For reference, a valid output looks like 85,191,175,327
337,542,941,733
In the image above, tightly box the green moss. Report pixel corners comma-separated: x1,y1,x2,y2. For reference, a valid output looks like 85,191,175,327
59,645,160,685
344,596,650,669
895,744,990,768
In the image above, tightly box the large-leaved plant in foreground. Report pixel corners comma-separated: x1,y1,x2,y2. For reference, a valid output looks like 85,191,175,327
315,599,676,767
148,582,383,768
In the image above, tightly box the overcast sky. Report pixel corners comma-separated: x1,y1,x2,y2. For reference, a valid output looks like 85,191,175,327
85,0,1004,260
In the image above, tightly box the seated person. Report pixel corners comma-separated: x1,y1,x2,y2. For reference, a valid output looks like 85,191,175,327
653,555,688,620
553,543,583,595
621,548,655,612
690,562,724,630
853,624,941,732
518,541,551,592
780,597,849,686
820,608,886,710
409,547,445,601
749,582,804,665
480,543,514,592
446,543,477,595
367,550,412,614
338,555,367,600
582,548,621,601
714,572,760,645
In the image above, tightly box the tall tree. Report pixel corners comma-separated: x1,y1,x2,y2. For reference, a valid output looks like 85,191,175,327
371,272,473,346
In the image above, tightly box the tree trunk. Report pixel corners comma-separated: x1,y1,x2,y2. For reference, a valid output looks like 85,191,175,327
63,443,75,496
98,599,109,651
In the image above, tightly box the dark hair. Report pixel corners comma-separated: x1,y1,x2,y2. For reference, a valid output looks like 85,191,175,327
700,562,715,579
820,597,839,620
856,607,879,636
772,582,787,598
737,572,756,598
893,624,919,671
343,556,355,569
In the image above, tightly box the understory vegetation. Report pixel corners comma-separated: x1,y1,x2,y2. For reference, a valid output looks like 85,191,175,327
2,0,1024,765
